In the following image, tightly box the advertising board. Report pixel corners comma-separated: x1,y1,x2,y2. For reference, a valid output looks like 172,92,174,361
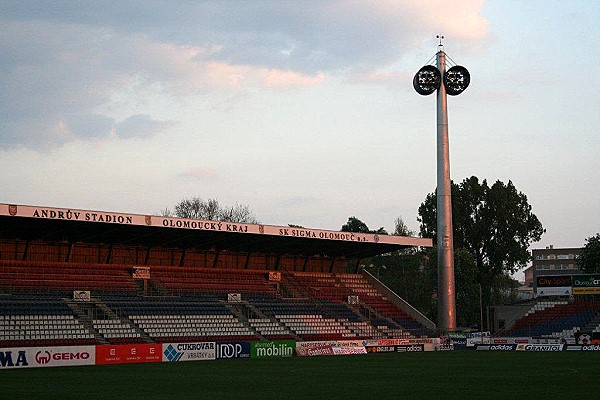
251,341,295,358
162,342,216,362
475,344,516,351
565,345,600,351
515,344,564,352
396,344,425,352
572,274,600,295
216,342,250,359
96,344,162,365
296,340,366,357
536,287,572,297
0,345,95,369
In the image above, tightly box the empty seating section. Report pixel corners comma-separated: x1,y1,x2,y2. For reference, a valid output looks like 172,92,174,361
131,314,258,343
151,267,277,296
92,319,144,344
248,318,295,340
290,272,350,302
507,301,600,339
102,296,258,343
0,261,139,293
293,272,425,335
0,261,429,345
0,295,96,347
277,315,355,341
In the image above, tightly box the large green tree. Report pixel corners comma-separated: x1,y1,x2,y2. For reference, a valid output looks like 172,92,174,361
577,233,600,273
418,176,545,314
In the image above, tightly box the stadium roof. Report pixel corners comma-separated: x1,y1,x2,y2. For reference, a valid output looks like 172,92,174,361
0,203,432,259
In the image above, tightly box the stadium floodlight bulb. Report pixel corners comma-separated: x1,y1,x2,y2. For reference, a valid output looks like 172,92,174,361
413,65,441,95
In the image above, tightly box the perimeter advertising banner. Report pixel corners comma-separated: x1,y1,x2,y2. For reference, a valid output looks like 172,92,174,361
96,344,162,365
216,342,251,359
0,345,95,369
162,342,216,362
515,344,564,352
251,341,295,358
296,340,367,357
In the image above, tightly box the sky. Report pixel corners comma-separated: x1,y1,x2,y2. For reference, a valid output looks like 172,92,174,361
1,1,599,260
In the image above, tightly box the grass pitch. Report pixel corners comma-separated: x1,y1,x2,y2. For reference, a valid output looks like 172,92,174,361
1,351,597,399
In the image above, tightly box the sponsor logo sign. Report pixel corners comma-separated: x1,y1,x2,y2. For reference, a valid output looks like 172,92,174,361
515,344,564,352
475,344,516,351
216,342,250,359
536,275,572,287
251,341,295,358
296,341,367,357
227,293,242,303
566,345,600,351
536,287,572,297
73,290,91,302
332,347,367,355
0,346,95,369
572,275,600,295
96,344,161,365
396,344,425,352
296,342,335,357
366,346,396,353
268,272,281,282
163,342,216,362
362,339,410,347
132,267,150,280
0,350,29,368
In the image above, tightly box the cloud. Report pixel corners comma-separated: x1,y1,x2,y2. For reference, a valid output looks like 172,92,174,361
114,114,175,139
262,70,325,88
0,1,489,149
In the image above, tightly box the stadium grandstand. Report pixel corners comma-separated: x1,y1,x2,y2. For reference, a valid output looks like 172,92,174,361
0,203,436,348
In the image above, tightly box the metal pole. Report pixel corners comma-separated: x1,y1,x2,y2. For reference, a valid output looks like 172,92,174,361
436,50,456,332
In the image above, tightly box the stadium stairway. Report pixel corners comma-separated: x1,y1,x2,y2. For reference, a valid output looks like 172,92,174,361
66,300,109,344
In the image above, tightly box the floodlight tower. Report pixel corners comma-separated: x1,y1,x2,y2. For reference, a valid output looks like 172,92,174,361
413,36,470,332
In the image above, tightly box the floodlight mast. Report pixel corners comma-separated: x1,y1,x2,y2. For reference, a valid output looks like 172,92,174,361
435,48,456,332
413,37,469,332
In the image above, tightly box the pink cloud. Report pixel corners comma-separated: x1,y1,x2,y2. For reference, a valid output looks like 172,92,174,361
261,70,325,88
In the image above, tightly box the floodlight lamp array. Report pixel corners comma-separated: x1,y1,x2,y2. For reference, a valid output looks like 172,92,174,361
413,65,470,96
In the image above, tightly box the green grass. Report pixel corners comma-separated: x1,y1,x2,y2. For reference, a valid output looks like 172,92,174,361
0,352,598,399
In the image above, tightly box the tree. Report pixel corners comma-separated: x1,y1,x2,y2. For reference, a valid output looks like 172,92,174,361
393,216,415,236
578,233,600,273
418,176,545,316
163,197,259,223
341,216,387,235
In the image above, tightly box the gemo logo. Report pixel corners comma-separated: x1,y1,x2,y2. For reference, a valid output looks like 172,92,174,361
35,351,90,364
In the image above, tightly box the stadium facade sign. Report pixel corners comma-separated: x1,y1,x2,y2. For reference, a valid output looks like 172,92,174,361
1,203,432,247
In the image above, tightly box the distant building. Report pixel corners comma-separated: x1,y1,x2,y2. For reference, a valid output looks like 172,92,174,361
525,245,581,290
